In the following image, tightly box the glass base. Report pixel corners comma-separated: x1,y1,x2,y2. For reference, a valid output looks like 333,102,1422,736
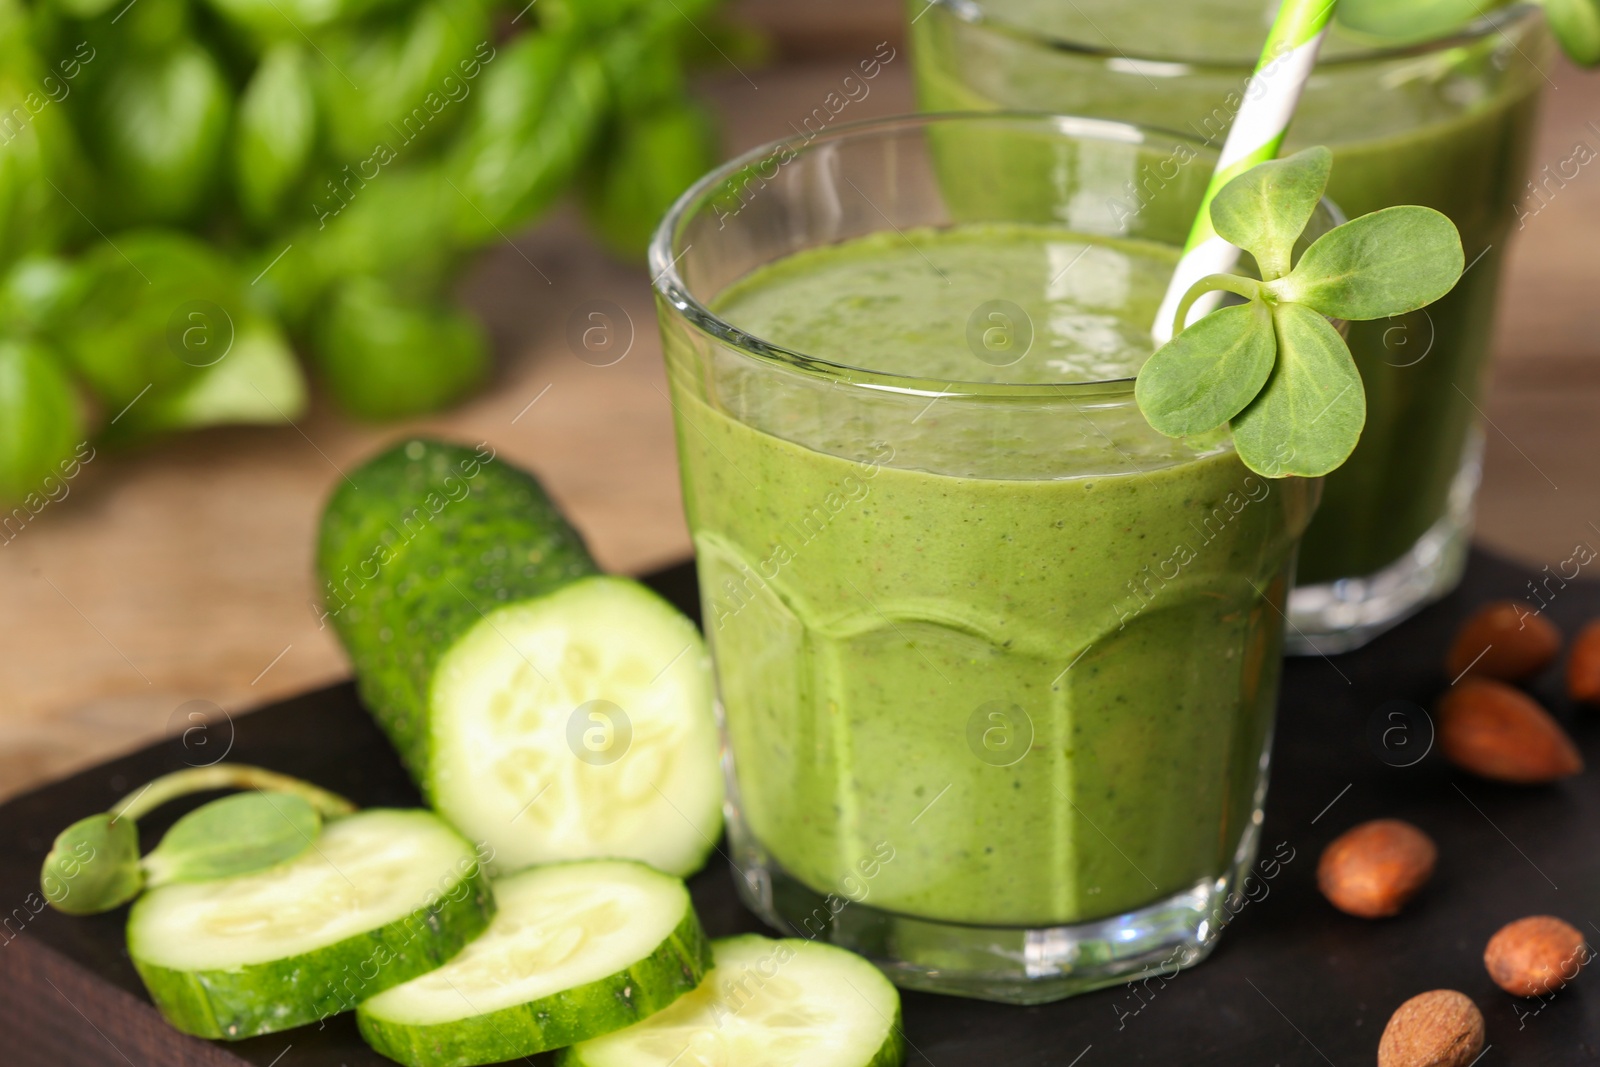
727,821,1263,1006
1286,429,1482,656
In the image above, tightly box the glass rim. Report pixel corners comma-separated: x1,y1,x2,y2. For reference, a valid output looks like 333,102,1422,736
921,0,1541,69
650,110,1338,399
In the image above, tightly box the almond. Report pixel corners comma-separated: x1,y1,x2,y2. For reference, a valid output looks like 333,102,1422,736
1378,990,1485,1067
1446,601,1561,682
1484,915,1590,997
1437,679,1583,784
1568,620,1600,704
1317,819,1436,918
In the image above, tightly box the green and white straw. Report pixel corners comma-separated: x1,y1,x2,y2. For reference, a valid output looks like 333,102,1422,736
1152,0,1338,343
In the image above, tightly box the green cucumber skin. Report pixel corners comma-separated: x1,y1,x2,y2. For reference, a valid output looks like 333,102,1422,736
316,439,597,789
357,907,714,1067
130,861,495,1040
875,1007,908,1067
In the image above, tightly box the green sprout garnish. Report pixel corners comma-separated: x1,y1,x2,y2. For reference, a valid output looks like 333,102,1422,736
140,792,322,886
1135,146,1465,479
1338,0,1600,67
39,764,355,915
39,813,142,917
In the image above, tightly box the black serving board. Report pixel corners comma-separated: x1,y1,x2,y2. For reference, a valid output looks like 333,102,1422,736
5,551,1600,1066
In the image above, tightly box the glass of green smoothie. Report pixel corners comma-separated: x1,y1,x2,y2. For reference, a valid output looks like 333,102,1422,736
651,113,1334,1003
910,0,1550,651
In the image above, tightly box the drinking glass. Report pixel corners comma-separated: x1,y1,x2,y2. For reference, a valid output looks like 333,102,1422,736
652,113,1334,1002
910,1,1550,650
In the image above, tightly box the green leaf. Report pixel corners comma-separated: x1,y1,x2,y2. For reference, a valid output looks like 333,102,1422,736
310,276,488,420
446,35,607,242
1136,300,1276,437
542,0,658,33
54,0,122,17
142,792,320,885
0,13,87,261
52,232,305,436
583,101,717,261
1231,303,1367,478
1210,146,1332,281
289,170,463,324
1336,0,1508,43
1546,0,1600,66
1271,206,1464,320
134,321,307,433
94,45,231,227
312,0,489,160
0,257,82,337
235,44,317,227
108,0,192,49
200,0,403,41
40,813,142,915
0,341,83,505
596,9,691,116
56,231,250,408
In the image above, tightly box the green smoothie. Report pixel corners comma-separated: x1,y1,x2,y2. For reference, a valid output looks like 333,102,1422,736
910,0,1547,586
669,223,1315,927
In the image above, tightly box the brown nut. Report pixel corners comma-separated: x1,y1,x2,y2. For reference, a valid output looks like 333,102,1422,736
1317,819,1437,919
1437,679,1583,784
1484,915,1590,997
1446,601,1561,682
1568,621,1600,705
1378,990,1485,1067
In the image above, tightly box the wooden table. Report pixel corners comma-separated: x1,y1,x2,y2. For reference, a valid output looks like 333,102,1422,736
3,6,1598,804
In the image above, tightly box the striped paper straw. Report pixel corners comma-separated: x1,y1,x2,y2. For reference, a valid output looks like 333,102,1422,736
1151,0,1337,344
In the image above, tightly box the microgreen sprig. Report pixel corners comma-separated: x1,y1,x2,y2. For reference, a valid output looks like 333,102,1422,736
1135,146,1465,479
40,764,355,915
1338,0,1600,66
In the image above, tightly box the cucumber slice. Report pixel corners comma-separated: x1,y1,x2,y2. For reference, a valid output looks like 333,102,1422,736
358,861,712,1066
128,809,493,1039
318,439,723,877
431,576,721,875
559,935,906,1067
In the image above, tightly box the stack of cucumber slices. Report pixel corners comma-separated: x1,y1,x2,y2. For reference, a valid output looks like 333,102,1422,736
43,770,903,1066
38,439,907,1066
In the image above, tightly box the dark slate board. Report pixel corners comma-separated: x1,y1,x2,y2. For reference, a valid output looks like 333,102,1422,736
4,551,1599,1066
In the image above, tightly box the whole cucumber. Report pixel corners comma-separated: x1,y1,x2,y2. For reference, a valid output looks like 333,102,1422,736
317,439,722,876
317,438,596,785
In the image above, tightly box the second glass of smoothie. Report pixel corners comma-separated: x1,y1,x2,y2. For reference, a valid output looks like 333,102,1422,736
911,0,1549,650
652,114,1327,1003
